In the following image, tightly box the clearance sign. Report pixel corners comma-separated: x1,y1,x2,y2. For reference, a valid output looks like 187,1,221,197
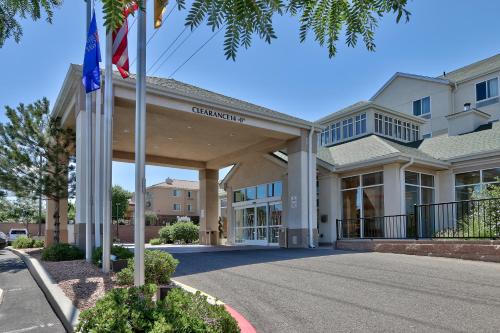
192,106,246,123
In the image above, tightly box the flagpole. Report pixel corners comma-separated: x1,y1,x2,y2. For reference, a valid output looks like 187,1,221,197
94,87,102,248
102,29,113,274
134,1,147,286
85,0,93,263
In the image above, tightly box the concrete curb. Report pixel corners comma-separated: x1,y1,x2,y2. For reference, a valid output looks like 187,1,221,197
9,248,80,333
172,279,257,333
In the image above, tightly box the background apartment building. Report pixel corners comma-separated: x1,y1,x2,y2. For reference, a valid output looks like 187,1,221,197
143,178,200,224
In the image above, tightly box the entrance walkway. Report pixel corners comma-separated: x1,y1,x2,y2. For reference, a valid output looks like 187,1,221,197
0,250,64,333
121,243,278,254
172,248,500,333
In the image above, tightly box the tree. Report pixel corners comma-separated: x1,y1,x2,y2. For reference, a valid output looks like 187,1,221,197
1,0,410,59
0,190,12,222
0,98,75,244
112,185,132,221
0,0,62,47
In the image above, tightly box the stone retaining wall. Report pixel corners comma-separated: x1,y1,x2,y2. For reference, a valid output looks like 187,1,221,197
336,239,500,263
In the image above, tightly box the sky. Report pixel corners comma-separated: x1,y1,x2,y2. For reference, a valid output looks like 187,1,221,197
1,0,499,192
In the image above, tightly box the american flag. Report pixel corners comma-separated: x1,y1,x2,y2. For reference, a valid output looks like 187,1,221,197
112,3,138,78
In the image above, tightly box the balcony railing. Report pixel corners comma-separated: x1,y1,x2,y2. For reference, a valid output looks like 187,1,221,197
337,198,500,240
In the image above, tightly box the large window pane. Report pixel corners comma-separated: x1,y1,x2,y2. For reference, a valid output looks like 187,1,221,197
244,207,255,227
476,81,487,101
421,174,434,187
405,171,419,185
422,97,431,114
455,171,480,186
246,187,256,200
413,99,421,116
363,186,384,217
256,206,267,227
488,78,498,98
342,189,361,220
482,168,500,183
362,172,383,186
269,204,282,226
455,185,480,201
257,184,267,199
421,187,435,204
341,176,359,189
234,189,246,202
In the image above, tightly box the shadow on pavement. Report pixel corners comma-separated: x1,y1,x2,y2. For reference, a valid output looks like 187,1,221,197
172,248,355,277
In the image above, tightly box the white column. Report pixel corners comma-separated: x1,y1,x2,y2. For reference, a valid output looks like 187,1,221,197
102,31,113,274
384,163,403,237
75,107,87,249
318,173,340,244
134,2,147,286
94,89,103,247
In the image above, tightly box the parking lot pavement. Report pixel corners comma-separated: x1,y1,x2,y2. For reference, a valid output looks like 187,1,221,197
0,250,65,333
172,248,500,333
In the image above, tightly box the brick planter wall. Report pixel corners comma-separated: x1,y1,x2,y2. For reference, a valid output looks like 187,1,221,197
336,239,500,263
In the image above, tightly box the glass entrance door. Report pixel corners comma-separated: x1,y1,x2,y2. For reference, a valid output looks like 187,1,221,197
234,204,269,245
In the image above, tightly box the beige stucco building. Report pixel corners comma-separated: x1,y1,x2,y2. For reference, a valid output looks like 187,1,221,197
49,54,500,249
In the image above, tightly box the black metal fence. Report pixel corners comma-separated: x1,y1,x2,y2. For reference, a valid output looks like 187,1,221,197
337,197,500,240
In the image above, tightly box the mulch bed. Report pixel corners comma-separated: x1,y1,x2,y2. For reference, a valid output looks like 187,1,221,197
22,249,117,311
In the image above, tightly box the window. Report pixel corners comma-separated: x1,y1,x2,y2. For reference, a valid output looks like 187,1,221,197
172,189,181,197
220,199,227,209
324,128,330,145
246,187,256,200
384,116,393,136
330,122,341,143
234,189,246,203
411,124,420,141
257,184,267,199
342,118,354,138
413,96,431,116
187,204,193,212
355,113,367,135
187,191,193,198
395,120,402,139
375,113,383,134
476,78,498,102
341,172,384,238
405,171,435,213
268,181,282,198
403,122,411,141
173,203,181,211
455,168,500,201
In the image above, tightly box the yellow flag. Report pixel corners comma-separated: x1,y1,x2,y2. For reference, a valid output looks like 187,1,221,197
154,0,169,29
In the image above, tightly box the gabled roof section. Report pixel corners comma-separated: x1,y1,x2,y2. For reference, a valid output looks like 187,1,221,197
53,64,315,130
438,53,500,83
370,72,450,101
316,135,447,170
148,179,199,190
418,123,500,161
315,100,425,125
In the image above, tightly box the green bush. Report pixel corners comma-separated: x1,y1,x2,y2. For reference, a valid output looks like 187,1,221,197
117,250,179,286
77,284,239,333
171,222,199,243
12,236,34,249
41,243,84,261
92,245,134,266
162,288,239,333
33,239,44,248
150,238,163,245
158,225,173,244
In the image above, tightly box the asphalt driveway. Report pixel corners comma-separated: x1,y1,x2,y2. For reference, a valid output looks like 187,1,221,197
172,248,500,333
0,249,64,333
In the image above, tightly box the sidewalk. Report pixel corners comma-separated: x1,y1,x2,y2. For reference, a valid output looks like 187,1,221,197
0,249,65,333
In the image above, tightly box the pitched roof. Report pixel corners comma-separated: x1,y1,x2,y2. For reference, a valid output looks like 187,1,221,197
370,72,450,101
418,123,500,161
316,135,445,170
148,179,199,190
438,53,500,83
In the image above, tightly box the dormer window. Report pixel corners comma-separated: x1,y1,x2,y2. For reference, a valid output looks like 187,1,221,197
342,118,353,138
355,114,366,135
476,78,498,102
413,96,430,117
330,122,341,143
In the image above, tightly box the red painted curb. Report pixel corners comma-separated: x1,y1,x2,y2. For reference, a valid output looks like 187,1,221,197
225,304,258,333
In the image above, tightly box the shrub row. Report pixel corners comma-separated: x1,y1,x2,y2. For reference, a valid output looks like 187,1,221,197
77,284,239,333
157,221,199,245
12,236,44,249
116,250,178,286
41,243,84,261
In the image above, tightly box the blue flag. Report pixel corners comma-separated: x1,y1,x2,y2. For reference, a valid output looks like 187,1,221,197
82,10,102,93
